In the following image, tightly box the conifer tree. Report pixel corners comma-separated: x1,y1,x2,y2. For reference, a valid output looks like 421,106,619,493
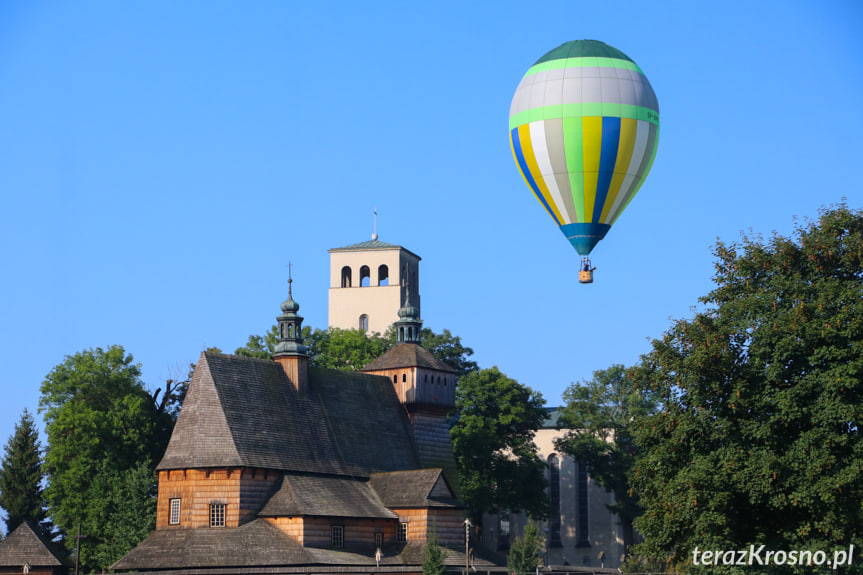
422,527,446,575
0,409,47,535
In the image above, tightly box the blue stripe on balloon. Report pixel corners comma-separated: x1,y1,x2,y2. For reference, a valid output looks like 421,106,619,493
592,117,621,222
511,127,561,226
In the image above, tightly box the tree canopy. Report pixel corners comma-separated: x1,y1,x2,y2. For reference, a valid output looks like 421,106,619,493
555,364,658,553
235,324,478,375
629,204,863,570
39,345,180,573
450,367,548,522
0,409,47,536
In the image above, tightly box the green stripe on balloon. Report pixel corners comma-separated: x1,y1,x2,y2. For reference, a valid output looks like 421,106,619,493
523,57,643,77
509,104,660,131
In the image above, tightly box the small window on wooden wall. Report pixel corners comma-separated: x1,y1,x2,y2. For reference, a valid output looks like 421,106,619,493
398,522,408,542
169,498,181,525
375,532,383,548
209,503,225,527
332,525,344,547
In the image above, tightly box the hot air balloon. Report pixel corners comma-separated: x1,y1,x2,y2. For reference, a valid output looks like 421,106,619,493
509,40,659,283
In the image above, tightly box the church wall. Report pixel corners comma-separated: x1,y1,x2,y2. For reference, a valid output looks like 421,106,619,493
156,468,280,529
299,517,397,547
264,517,305,544
391,508,463,546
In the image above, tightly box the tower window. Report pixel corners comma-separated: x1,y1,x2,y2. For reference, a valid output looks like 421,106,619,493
359,314,369,332
169,498,181,525
393,375,397,384
360,265,371,287
378,265,389,286
331,525,344,547
402,373,406,382
209,503,226,527
341,266,352,288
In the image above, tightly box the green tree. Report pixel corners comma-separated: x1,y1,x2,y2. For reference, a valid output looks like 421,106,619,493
417,328,478,376
307,327,391,370
555,365,658,554
422,526,446,575
0,409,47,535
507,522,544,575
236,325,478,375
629,204,863,571
450,367,548,523
39,346,178,573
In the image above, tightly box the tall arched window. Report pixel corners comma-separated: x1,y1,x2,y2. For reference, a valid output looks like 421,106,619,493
359,314,368,332
576,460,590,547
378,265,389,286
360,266,371,287
548,455,562,547
341,266,352,288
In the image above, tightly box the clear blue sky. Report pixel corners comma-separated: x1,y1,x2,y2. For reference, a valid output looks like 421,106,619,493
1,1,861,464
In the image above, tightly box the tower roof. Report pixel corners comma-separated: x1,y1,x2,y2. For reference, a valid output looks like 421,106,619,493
361,343,455,373
0,520,72,568
329,238,421,259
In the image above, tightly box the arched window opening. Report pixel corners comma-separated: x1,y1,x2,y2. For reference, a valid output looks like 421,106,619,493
341,266,352,288
399,327,404,341
378,265,389,286
288,324,294,337
548,455,562,547
576,460,590,546
393,375,397,384
360,265,371,287
402,373,406,382
359,314,369,332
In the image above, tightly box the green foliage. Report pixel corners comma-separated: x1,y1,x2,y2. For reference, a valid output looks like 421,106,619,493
450,367,548,522
507,522,544,575
417,328,478,376
307,327,391,370
422,526,446,575
234,326,279,359
39,346,178,573
629,204,863,572
0,409,47,535
555,364,658,551
235,324,478,375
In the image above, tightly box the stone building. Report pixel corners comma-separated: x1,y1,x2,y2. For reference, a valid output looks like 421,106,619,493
482,410,626,570
328,236,421,336
112,277,479,575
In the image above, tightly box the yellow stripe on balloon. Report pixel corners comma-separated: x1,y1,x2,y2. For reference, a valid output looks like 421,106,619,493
581,117,603,223
600,117,637,223
518,124,565,224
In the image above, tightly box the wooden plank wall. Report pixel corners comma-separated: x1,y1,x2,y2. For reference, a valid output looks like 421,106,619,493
156,468,279,529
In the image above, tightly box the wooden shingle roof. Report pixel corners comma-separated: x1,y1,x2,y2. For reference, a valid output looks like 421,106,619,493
111,520,309,570
157,353,420,476
0,521,71,568
259,475,397,519
361,343,455,373
368,469,461,509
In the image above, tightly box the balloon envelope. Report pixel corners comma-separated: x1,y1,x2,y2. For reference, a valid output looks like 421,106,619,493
509,40,659,255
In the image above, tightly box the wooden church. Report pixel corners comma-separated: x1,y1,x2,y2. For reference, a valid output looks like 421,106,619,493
112,254,475,574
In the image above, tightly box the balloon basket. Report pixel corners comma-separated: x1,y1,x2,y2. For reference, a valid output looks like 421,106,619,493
578,270,594,284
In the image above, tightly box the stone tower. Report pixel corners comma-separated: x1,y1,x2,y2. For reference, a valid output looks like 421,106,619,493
328,236,420,336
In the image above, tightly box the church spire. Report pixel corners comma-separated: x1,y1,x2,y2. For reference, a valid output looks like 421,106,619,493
273,266,308,392
395,276,422,344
